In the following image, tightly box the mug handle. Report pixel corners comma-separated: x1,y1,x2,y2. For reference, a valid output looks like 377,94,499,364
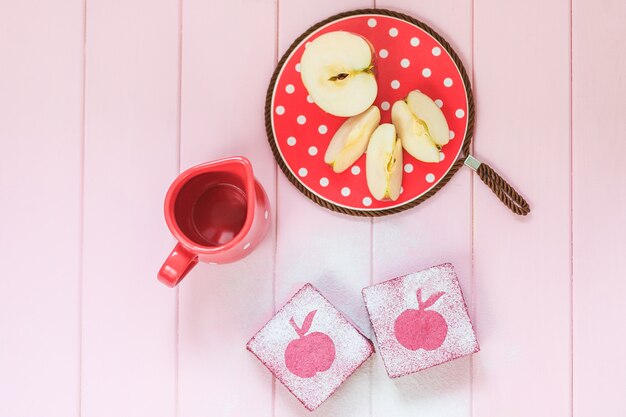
158,243,199,287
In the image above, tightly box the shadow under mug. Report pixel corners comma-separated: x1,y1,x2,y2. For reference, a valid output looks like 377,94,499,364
158,156,271,287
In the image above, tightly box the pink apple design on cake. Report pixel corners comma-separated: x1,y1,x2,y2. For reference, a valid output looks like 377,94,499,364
394,289,448,351
247,283,374,411
363,264,479,378
285,310,336,378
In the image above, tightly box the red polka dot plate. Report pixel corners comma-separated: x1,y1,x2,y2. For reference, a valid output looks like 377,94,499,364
265,9,474,216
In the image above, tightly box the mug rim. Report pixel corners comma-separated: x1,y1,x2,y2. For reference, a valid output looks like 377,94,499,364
163,156,256,255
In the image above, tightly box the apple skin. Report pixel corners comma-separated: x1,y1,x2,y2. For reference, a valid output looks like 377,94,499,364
284,310,336,378
394,289,448,351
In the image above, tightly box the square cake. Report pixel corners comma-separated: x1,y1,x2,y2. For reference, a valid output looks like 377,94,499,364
246,283,374,411
362,263,479,378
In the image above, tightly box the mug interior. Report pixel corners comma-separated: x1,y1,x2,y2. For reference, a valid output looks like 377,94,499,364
174,171,248,247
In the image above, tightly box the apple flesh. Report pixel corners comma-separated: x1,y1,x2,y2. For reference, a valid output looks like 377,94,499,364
391,90,450,163
300,31,377,117
394,289,448,351
284,310,336,378
366,123,403,201
324,106,380,173
406,91,450,146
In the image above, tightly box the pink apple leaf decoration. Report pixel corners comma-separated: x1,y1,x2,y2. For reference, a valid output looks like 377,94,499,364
285,310,336,378
394,289,448,351
417,289,445,310
289,309,317,337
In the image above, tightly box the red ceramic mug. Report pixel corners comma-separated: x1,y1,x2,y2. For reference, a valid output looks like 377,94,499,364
158,157,271,287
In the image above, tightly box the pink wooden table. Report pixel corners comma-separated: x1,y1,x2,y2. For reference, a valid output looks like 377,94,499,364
1,0,625,416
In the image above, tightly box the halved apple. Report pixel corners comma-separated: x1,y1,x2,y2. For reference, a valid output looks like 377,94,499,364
324,106,380,173
300,31,377,117
366,123,403,201
391,90,450,163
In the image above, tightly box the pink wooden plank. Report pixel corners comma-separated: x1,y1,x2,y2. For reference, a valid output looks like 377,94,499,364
0,1,83,415
81,0,179,415
472,0,571,415
177,1,277,416
572,0,626,415
274,2,374,416
370,1,474,416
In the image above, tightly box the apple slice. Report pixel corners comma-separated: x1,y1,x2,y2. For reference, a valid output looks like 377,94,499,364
406,91,449,146
300,31,377,117
391,90,450,163
324,106,380,173
366,123,403,201
391,100,440,163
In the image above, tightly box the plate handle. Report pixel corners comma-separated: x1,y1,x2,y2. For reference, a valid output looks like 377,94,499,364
465,155,531,216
